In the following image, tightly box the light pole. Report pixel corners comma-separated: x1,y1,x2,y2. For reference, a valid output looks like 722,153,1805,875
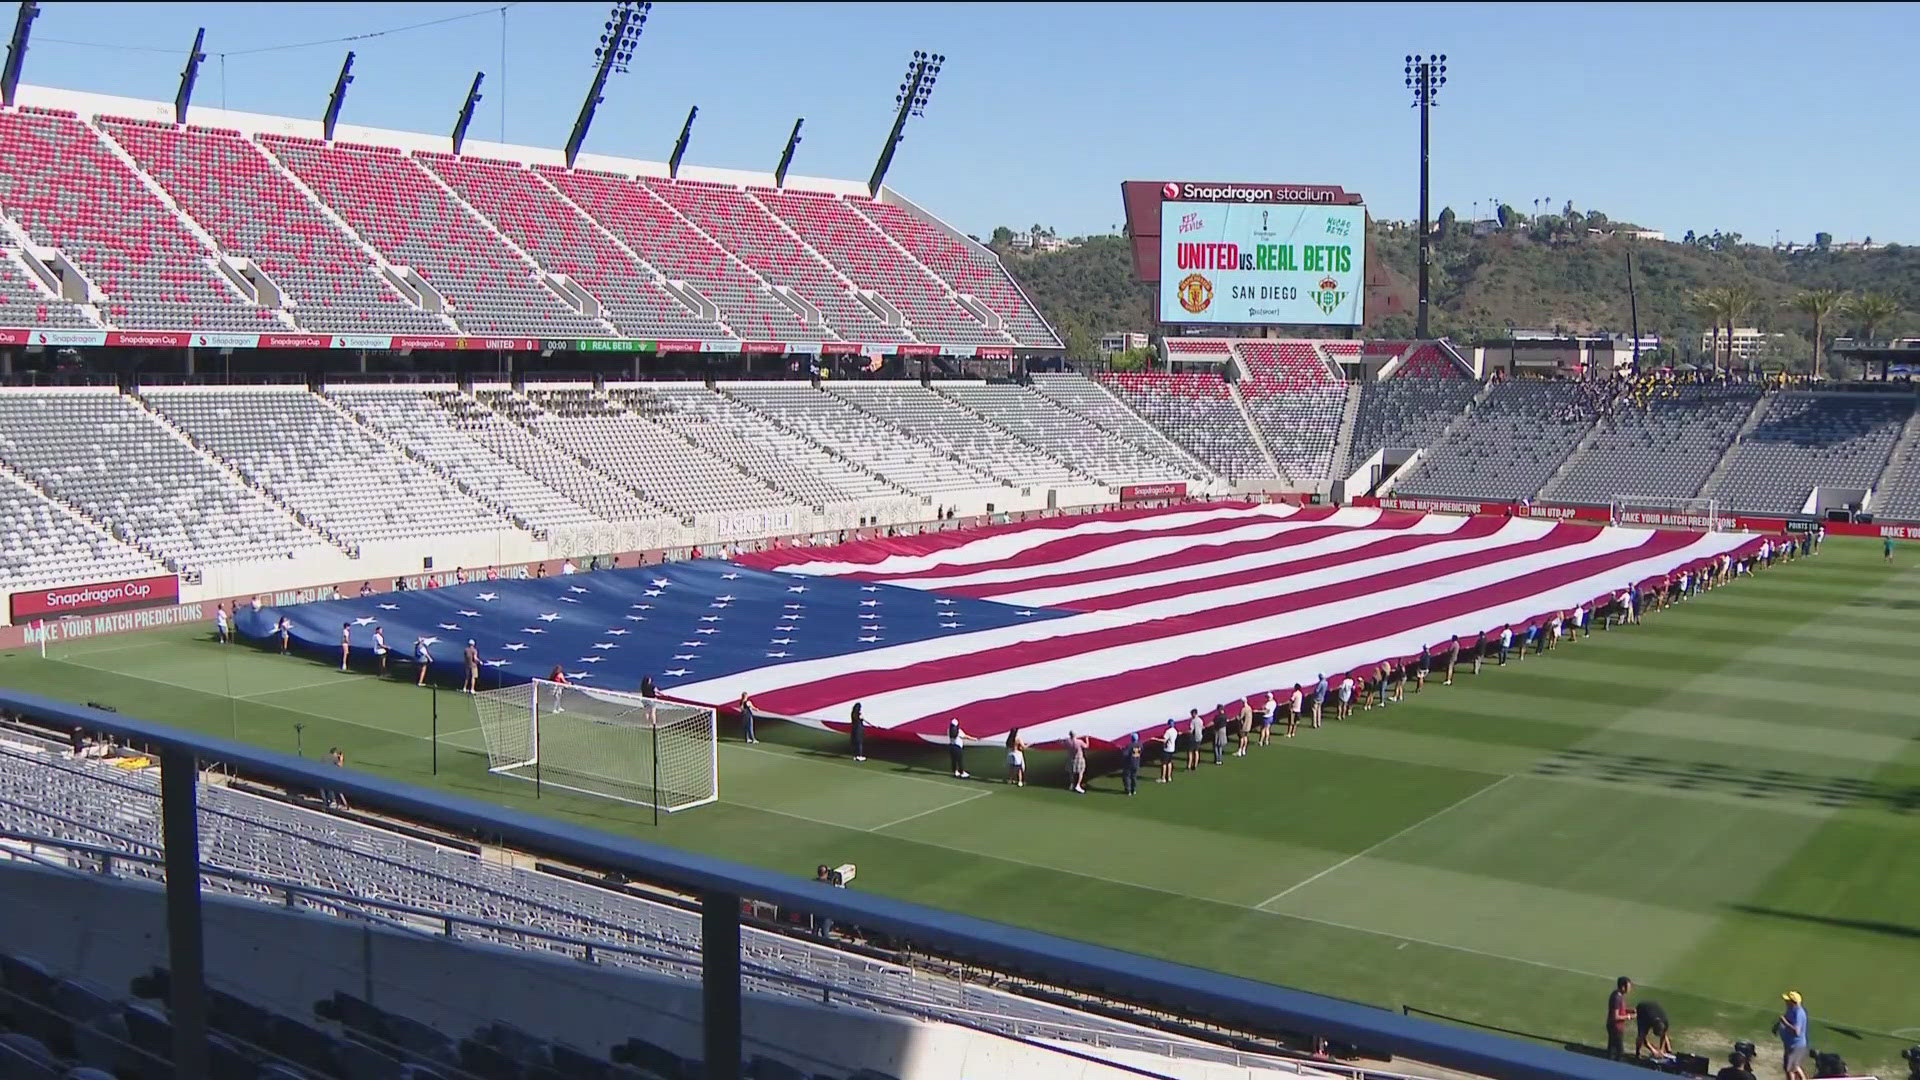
1405,53,1446,339
868,49,944,197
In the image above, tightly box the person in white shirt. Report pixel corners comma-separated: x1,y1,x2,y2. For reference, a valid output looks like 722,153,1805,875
1005,729,1027,786
372,626,388,676
1159,720,1178,783
560,559,577,576
339,623,352,671
214,605,230,644
1336,675,1354,720
1499,625,1515,665
1064,730,1087,794
1286,684,1303,738
1258,692,1277,747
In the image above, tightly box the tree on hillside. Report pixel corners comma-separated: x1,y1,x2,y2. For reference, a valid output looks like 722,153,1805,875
1788,288,1848,373
1724,284,1761,367
1846,291,1904,343
1436,206,1457,240
1814,232,1832,251
991,226,1014,246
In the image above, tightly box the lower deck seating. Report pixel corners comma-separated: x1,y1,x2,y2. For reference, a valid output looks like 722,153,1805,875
1097,373,1270,480
1546,384,1762,505
1238,383,1347,481
1347,378,1483,467
1705,393,1912,514
1392,380,1598,502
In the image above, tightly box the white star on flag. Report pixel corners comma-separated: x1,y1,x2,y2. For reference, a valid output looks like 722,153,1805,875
651,578,670,587
607,629,630,636
577,656,605,664
568,586,588,594
644,589,663,597
940,622,960,628
696,628,719,635
787,585,807,594
1016,610,1036,617
934,598,954,605
858,635,879,643
352,616,377,626
673,654,697,661
559,596,580,604
784,604,804,610
538,612,561,622
860,586,879,592
721,572,739,580
419,636,440,647
476,592,498,602
664,668,689,677
521,628,546,635
592,642,617,650
859,600,879,607
699,615,721,623
776,625,795,632
715,594,736,602
859,613,879,621
765,651,790,658
624,615,645,622
503,643,528,651
483,659,509,668
378,603,399,611
567,671,591,680
631,603,652,610
680,641,705,648
770,637,793,645
437,623,461,631
457,610,481,618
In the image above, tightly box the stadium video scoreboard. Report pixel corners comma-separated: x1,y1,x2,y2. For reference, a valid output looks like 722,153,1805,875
1122,180,1369,328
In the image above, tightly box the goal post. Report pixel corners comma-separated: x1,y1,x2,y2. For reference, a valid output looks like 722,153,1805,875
1607,495,1724,532
472,679,718,814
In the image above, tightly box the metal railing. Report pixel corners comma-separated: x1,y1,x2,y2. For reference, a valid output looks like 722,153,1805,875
0,687,1659,1080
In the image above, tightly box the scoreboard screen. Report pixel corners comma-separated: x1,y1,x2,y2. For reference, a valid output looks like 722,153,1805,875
1158,201,1367,326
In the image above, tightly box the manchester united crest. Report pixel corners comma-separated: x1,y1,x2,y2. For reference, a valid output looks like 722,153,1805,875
1177,273,1213,315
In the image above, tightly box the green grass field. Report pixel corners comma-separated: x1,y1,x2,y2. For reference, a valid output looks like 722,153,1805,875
5,536,1918,1073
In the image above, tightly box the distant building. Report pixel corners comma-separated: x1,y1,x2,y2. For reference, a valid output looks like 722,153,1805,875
1008,230,1078,254
1101,332,1149,355
1475,332,1660,378
1700,327,1777,362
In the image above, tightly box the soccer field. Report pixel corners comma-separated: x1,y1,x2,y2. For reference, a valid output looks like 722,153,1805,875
5,536,1917,1073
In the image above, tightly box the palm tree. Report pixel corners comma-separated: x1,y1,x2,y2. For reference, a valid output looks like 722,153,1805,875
1690,287,1731,369
1788,288,1847,374
1846,291,1903,344
1722,283,1760,371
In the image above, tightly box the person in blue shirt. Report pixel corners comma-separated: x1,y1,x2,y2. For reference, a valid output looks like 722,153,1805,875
1312,674,1328,729
1776,991,1809,1080
1120,733,1140,796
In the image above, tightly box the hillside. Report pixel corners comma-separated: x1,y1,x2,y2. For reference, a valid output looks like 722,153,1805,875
997,217,1920,366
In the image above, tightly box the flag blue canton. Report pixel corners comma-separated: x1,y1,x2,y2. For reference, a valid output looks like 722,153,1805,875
233,561,1069,693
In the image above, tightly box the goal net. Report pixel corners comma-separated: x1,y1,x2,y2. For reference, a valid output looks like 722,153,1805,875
472,679,718,813
1607,495,1724,532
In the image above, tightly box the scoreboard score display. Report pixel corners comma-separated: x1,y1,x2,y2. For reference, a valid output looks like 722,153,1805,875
1158,200,1367,326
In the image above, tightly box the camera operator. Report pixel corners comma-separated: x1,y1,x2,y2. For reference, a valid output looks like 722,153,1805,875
1717,1049,1758,1080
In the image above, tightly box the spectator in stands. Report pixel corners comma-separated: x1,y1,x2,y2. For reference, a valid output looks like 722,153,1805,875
1006,729,1027,786
1606,976,1634,1060
1159,719,1178,783
463,640,481,694
358,582,373,597
738,692,758,744
413,638,432,686
1120,733,1140,796
276,616,292,655
372,626,388,676
325,747,349,811
813,864,839,938
329,586,344,601
1186,709,1203,771
1776,992,1809,1080
1635,999,1672,1059
561,559,578,575
393,577,408,592
1312,674,1327,728
340,623,352,672
68,726,86,759
947,718,971,779
214,604,230,644
1286,684,1303,737
849,703,867,762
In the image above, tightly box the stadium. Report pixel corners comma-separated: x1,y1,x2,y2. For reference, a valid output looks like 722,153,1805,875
0,4,1914,1080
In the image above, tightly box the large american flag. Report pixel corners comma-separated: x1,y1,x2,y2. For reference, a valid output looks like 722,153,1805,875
680,503,1766,746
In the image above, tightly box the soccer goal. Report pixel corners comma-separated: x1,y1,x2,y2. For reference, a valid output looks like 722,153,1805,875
1607,495,1724,532
472,679,718,814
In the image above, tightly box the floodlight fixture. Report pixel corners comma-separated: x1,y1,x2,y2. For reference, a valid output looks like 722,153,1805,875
1404,52,1448,338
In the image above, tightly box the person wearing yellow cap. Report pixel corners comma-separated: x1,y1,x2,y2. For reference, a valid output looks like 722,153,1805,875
1775,991,1809,1080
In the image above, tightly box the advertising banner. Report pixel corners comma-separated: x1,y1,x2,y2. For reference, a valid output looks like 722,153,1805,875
10,573,180,622
1119,483,1189,502
106,331,192,348
1158,202,1367,325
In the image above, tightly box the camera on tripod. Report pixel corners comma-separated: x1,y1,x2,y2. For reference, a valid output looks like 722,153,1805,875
1898,1044,1920,1080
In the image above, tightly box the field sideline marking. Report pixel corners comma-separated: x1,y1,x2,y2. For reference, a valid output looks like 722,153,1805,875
1256,774,1515,910
871,789,991,831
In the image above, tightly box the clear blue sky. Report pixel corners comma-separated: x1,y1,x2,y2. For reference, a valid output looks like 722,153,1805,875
23,1,1920,244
